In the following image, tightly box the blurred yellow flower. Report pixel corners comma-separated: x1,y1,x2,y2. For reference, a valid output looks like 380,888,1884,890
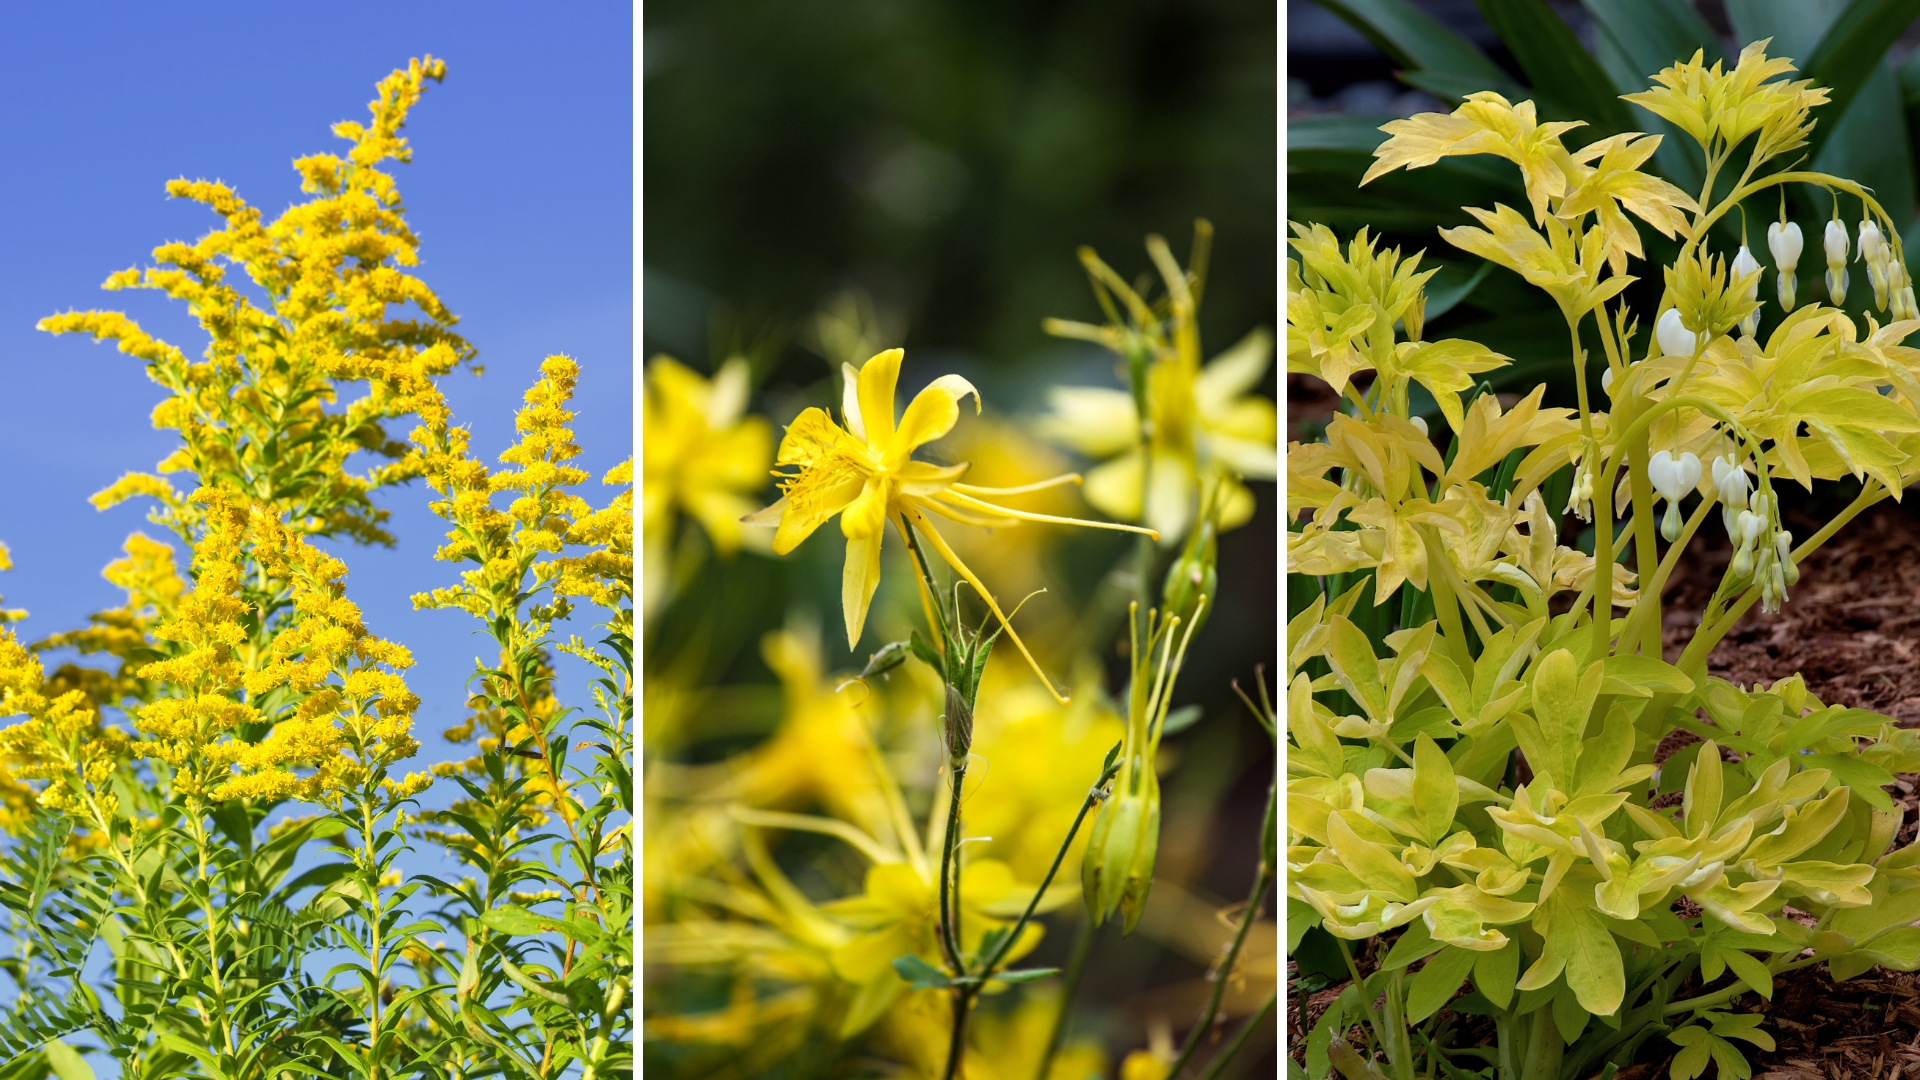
1045,230,1276,544
750,348,1154,697
822,857,1043,1037
1046,328,1276,542
643,356,773,614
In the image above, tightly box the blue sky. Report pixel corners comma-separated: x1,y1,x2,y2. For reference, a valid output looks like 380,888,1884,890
0,3,632,763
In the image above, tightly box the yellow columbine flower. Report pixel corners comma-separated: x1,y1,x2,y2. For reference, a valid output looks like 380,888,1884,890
748,348,1153,697
643,355,774,612
1044,328,1277,542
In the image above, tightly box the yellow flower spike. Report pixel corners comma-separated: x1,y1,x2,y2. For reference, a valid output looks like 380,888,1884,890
749,348,1156,696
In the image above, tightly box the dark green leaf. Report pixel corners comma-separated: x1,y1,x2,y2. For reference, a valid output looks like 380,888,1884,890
1312,0,1522,99
1799,0,1920,166
891,953,952,990
1159,704,1204,737
1476,0,1635,135
988,967,1060,984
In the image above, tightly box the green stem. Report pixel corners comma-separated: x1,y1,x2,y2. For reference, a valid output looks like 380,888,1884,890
1677,478,1887,678
943,986,976,1080
1335,937,1393,1071
979,752,1124,979
1169,783,1275,1078
1662,955,1825,1016
1193,990,1277,1080
1033,916,1097,1080
938,762,967,973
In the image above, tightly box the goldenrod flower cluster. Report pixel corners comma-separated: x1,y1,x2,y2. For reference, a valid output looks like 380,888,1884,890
39,55,472,549
134,489,421,806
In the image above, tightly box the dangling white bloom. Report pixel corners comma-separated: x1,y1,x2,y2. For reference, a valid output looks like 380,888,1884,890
1859,220,1891,311
1769,220,1803,311
1825,220,1850,305
1656,308,1707,358
1409,415,1429,437
1601,366,1615,396
1732,245,1763,337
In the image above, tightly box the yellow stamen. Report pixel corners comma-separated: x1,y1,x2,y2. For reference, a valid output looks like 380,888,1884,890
949,473,1083,497
936,489,1160,538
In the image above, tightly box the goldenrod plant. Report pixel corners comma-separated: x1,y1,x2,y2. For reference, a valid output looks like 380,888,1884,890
1289,41,1920,1080
642,230,1277,1079
0,58,630,1078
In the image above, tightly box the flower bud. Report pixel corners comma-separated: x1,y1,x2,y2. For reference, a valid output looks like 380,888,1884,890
1826,220,1850,305
1769,220,1804,271
1733,245,1763,337
1601,366,1617,396
1657,307,1707,358
1861,221,1892,311
1409,415,1428,437
1082,768,1161,935
1770,221,1803,311
1826,219,1850,265
1731,543,1754,580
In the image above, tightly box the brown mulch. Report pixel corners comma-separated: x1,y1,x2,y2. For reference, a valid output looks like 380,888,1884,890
1660,498,1920,724
1289,497,1920,1077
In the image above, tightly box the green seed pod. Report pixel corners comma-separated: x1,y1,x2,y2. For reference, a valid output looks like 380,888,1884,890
943,682,973,765
1082,765,1160,934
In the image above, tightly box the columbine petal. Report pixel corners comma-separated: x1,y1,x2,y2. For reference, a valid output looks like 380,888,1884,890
1044,386,1139,457
895,459,970,496
889,374,980,464
1195,328,1274,412
856,348,904,448
1145,453,1195,544
1082,450,1144,521
841,362,867,442
842,525,884,649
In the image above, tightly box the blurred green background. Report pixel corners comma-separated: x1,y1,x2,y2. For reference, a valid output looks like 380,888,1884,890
644,0,1278,1072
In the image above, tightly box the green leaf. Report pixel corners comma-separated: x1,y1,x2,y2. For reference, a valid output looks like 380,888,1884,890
1288,898,1322,952
1720,947,1775,1000
1307,985,1357,1080
1802,753,1898,813
1551,979,1590,1043
1412,734,1460,847
43,1041,93,1080
1582,0,1724,80
1312,0,1520,98
988,967,1060,985
1514,648,1601,788
1327,615,1389,723
1422,261,1494,324
1475,0,1635,135
1382,919,1446,971
891,953,952,991
1599,654,1694,698
1160,704,1204,737
1407,946,1479,1022
1473,938,1519,1010
1813,59,1918,235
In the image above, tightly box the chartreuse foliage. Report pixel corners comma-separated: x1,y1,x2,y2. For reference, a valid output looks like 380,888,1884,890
0,59,629,1078
1289,38,1920,1080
